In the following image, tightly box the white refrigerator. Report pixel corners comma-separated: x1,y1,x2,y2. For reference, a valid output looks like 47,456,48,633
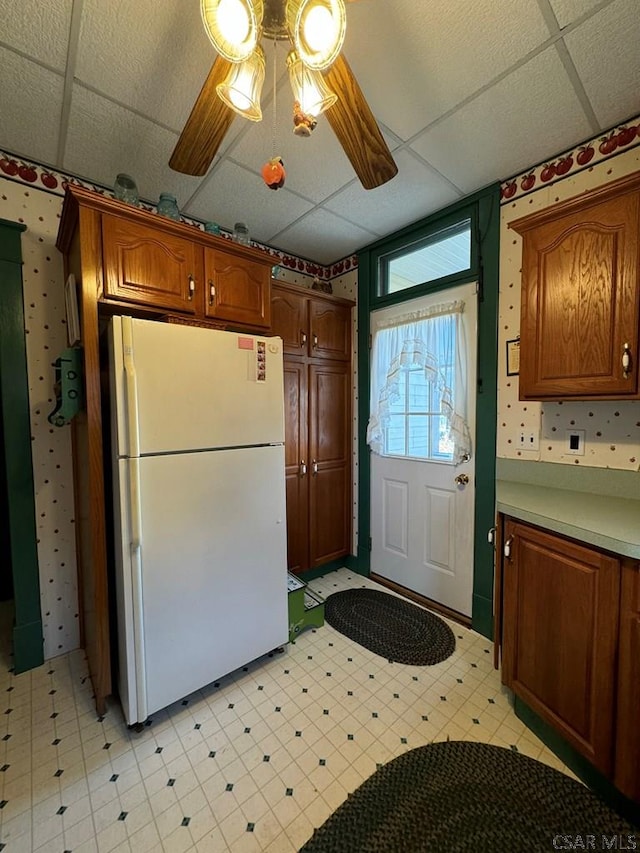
108,316,288,726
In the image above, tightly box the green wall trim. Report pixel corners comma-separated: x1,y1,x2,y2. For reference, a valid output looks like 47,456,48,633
13,619,44,674
471,594,493,640
514,697,640,827
356,184,500,636
0,220,26,264
0,222,44,672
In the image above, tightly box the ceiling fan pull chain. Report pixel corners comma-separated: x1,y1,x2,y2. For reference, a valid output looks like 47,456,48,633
272,38,278,158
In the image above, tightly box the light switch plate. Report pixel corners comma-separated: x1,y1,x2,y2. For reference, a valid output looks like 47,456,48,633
565,429,585,455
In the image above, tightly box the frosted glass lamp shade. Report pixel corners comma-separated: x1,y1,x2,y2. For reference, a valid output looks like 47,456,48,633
216,45,265,120
287,51,337,116
201,0,264,63
286,0,346,70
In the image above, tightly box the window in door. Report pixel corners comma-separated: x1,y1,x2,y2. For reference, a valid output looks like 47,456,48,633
385,363,454,461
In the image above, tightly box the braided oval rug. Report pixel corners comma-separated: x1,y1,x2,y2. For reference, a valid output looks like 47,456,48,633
324,588,455,666
299,741,638,853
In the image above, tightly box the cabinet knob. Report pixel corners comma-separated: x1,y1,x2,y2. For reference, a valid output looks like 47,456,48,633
188,275,195,300
300,460,307,476
488,526,496,545
622,342,632,378
312,459,318,475
504,536,514,559
209,280,216,306
300,331,307,347
312,333,318,348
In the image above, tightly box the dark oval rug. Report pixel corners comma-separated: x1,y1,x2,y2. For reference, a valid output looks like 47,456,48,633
299,741,639,852
324,588,455,665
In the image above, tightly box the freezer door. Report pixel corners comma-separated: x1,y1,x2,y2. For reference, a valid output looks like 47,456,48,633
115,444,288,724
109,316,285,457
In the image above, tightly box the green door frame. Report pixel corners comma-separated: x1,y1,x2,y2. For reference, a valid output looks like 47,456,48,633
0,218,44,671
356,185,500,639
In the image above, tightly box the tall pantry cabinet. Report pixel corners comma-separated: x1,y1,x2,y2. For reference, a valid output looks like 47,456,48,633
271,282,354,574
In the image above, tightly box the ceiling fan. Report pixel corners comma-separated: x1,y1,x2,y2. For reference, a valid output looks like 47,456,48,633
169,0,398,190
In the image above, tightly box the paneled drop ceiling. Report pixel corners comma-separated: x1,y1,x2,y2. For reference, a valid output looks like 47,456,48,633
0,0,639,264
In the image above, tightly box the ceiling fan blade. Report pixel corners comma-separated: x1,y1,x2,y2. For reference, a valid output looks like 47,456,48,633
169,57,236,176
323,53,398,190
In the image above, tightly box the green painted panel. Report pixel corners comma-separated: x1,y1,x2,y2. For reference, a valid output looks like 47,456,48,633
0,220,43,672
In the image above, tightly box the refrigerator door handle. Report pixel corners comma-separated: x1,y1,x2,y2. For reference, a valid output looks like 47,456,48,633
122,317,140,458
128,456,148,722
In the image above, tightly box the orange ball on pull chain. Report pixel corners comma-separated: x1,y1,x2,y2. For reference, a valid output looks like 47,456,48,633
261,156,286,190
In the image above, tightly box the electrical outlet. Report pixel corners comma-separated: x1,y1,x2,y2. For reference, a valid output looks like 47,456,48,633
565,429,585,455
517,431,539,451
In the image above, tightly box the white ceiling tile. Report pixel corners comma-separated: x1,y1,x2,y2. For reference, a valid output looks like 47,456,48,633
0,0,72,72
183,160,315,245
409,47,593,193
0,50,63,166
75,0,216,129
323,150,461,235
563,0,640,129
341,0,551,140
63,86,202,205
271,208,377,265
548,0,606,28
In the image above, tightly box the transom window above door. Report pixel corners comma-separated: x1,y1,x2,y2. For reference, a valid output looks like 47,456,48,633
379,220,472,296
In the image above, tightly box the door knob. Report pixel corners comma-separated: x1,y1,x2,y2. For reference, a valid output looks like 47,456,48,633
454,474,469,486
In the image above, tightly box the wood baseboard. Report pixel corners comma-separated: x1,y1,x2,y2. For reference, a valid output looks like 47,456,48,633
369,573,472,629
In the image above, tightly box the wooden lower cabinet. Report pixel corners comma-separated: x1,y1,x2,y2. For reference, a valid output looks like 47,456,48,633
501,518,619,774
282,357,351,573
615,560,640,802
499,515,640,802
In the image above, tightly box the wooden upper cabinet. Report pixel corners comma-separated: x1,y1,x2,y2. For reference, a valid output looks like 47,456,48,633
271,282,352,360
59,184,274,329
203,248,270,328
310,299,351,361
510,170,640,400
271,286,309,354
102,214,200,313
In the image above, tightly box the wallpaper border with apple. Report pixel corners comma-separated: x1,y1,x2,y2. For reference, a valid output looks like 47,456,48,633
499,114,640,204
0,149,357,281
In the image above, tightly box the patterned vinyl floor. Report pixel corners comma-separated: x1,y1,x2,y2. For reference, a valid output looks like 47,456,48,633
0,569,576,852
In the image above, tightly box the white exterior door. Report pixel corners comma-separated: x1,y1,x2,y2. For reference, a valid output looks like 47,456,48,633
370,283,477,617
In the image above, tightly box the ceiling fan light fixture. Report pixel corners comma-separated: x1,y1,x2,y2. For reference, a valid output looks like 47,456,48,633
216,45,265,120
286,0,346,71
287,50,337,116
201,0,264,63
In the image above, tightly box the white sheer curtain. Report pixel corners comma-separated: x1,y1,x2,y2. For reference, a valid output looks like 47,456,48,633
367,299,472,464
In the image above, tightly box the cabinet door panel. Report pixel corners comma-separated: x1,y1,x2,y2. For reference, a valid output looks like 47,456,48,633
102,214,199,312
283,362,308,573
514,174,640,400
310,300,352,361
615,561,640,802
502,520,619,774
204,249,270,328
271,288,309,354
309,363,351,566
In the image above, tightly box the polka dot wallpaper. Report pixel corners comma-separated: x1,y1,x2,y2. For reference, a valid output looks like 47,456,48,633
0,177,80,659
499,145,640,470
